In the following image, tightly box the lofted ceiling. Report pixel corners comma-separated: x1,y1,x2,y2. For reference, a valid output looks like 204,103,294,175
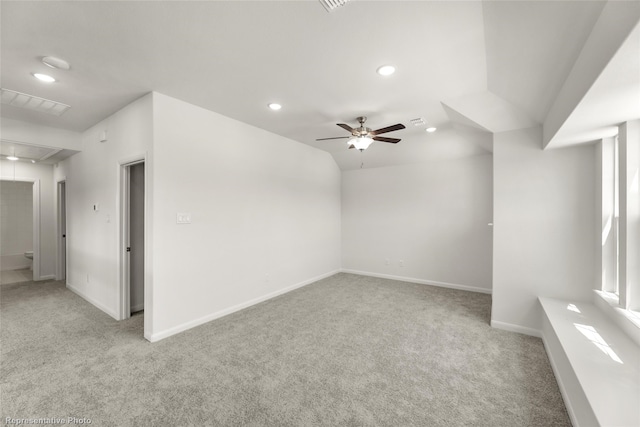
0,0,632,170
548,19,640,148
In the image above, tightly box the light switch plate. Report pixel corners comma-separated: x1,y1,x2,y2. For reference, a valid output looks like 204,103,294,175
177,212,192,224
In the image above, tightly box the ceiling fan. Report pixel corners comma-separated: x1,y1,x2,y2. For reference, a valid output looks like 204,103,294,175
316,116,406,151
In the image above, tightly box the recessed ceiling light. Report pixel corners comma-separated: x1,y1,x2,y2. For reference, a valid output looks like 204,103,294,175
42,56,70,71
33,73,56,83
7,155,19,161
376,65,396,76
268,103,282,111
426,127,437,133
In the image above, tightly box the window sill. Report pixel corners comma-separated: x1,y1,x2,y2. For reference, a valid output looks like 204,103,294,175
594,290,640,347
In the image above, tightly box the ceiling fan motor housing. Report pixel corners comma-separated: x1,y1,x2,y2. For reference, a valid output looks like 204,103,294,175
355,116,370,136
355,127,371,136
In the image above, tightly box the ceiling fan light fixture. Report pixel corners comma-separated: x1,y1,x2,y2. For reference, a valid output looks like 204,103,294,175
268,103,282,111
376,65,396,76
426,127,437,133
349,136,374,150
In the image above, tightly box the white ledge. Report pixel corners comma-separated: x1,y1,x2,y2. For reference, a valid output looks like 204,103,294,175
539,297,640,427
593,290,640,347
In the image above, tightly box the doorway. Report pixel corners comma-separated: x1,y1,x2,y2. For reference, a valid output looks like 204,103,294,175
0,179,35,285
129,162,145,314
120,160,145,319
57,180,66,281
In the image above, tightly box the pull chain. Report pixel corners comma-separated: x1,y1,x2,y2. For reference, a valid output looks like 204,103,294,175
360,149,364,169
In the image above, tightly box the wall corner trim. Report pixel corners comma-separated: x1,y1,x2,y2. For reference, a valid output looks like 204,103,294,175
490,320,542,338
147,269,341,343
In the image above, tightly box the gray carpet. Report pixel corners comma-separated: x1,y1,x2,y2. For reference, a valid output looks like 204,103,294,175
1,273,569,426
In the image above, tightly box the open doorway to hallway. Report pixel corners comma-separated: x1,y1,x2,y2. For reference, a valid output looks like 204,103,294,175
120,160,145,322
1,180,34,285
57,180,67,282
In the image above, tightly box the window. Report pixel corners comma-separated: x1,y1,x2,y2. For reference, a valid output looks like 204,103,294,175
613,136,619,297
601,136,618,295
597,122,640,346
602,124,640,315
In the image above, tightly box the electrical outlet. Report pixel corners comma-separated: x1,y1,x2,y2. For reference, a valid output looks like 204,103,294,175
399,260,404,267
177,212,192,224
385,258,390,266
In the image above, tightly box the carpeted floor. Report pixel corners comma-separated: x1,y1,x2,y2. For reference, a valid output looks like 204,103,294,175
1,273,569,426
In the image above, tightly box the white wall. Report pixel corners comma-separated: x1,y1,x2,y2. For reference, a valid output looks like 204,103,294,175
492,126,596,335
54,94,153,319
1,117,82,151
0,160,56,278
150,93,341,340
341,154,493,293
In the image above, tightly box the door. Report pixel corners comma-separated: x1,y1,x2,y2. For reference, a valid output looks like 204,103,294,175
129,163,145,313
59,181,66,281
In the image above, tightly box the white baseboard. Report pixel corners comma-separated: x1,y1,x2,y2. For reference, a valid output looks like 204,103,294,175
490,320,541,338
66,281,119,320
131,303,144,313
37,274,56,281
340,269,492,295
148,269,340,342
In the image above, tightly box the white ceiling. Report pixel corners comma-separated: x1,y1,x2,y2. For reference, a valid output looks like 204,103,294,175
0,140,78,165
0,0,633,170
483,0,606,124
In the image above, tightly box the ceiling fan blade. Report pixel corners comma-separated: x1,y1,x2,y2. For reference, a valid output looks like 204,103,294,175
373,136,401,144
348,144,355,149
316,136,350,141
337,123,355,133
371,123,405,135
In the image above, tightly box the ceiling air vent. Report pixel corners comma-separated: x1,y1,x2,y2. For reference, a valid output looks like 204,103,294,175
319,0,350,12
1,88,70,116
